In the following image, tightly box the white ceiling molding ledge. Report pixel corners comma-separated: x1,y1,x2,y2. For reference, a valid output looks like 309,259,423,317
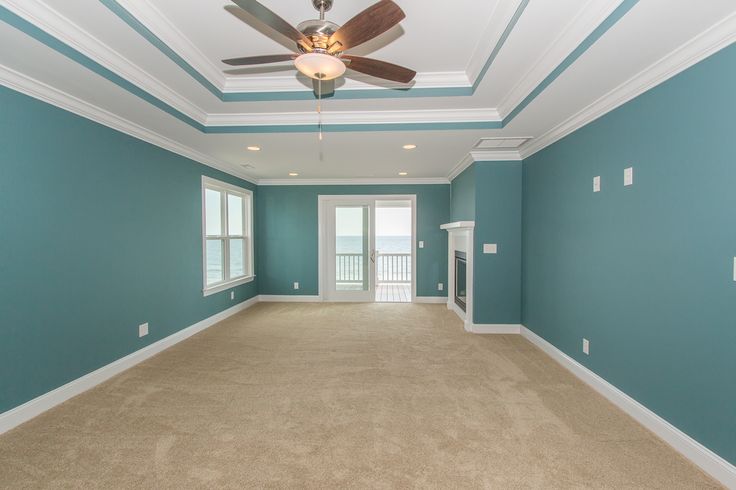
223,71,471,93
2,0,208,124
257,178,450,186
113,0,228,90
519,11,736,159
0,63,257,185
464,0,524,84
496,0,625,118
206,108,502,127
447,143,528,182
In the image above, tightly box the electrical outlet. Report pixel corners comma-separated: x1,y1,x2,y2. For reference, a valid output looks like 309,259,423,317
230,291,235,300
733,257,736,282
294,282,299,290
593,176,601,192
139,323,149,338
438,283,444,291
582,338,590,355
419,241,425,249
624,167,634,186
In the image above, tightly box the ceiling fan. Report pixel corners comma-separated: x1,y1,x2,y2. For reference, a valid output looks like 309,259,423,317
222,0,416,97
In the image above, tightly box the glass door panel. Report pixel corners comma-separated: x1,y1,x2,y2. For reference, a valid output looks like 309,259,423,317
325,200,374,302
335,206,369,292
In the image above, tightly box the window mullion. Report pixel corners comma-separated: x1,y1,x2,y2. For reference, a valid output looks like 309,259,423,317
222,190,230,281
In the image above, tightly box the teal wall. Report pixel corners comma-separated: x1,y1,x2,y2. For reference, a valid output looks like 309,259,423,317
0,86,258,414
257,185,449,297
474,163,522,324
450,165,475,221
449,163,523,324
522,44,736,464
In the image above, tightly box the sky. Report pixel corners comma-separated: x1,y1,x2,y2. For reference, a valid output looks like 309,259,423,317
336,207,411,237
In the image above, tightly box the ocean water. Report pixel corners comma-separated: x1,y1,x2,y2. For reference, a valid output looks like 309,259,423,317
337,235,411,254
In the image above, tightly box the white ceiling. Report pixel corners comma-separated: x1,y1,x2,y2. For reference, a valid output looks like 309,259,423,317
0,0,734,183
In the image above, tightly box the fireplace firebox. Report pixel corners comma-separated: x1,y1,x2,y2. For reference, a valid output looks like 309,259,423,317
455,251,467,312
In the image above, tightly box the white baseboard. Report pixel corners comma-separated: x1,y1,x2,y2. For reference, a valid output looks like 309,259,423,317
0,295,259,435
468,323,522,334
257,295,322,303
414,296,448,304
520,326,736,488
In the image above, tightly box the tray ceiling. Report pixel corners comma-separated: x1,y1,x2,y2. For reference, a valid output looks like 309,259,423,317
0,0,734,182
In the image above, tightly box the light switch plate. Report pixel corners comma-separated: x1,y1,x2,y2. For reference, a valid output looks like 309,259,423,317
419,241,424,249
139,323,149,338
593,176,601,192
293,282,299,290
624,167,634,186
483,243,498,254
230,291,235,300
583,338,590,355
733,257,736,282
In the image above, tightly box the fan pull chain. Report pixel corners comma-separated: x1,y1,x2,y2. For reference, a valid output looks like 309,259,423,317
318,78,323,141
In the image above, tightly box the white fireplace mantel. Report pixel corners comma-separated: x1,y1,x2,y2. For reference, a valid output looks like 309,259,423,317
440,221,475,231
441,221,474,330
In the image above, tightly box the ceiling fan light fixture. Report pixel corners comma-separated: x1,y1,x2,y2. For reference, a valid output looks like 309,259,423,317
294,52,346,80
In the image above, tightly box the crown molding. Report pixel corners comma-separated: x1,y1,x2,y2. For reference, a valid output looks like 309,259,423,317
447,150,523,181
222,71,471,94
113,0,227,91
448,154,476,181
465,0,525,84
2,0,208,124
0,63,257,185
206,107,502,127
496,0,625,119
257,178,450,186
519,11,736,160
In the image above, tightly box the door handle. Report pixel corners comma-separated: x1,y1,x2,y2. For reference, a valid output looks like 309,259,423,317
370,249,376,263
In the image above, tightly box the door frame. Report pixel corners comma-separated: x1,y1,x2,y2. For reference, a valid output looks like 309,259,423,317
318,194,417,302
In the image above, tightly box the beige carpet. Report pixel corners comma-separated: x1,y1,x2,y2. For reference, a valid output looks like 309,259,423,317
0,303,719,489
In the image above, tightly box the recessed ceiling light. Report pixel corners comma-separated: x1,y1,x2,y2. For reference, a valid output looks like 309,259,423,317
398,172,408,176
247,146,261,151
288,172,299,177
403,144,417,150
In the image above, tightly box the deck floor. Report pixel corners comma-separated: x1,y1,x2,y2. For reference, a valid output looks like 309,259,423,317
376,283,411,303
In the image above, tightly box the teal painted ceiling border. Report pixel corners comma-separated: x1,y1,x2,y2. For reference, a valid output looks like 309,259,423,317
203,120,503,134
100,0,528,102
502,0,639,125
0,5,205,131
0,1,639,133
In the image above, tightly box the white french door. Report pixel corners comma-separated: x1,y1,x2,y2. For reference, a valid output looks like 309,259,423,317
323,199,376,302
320,194,417,303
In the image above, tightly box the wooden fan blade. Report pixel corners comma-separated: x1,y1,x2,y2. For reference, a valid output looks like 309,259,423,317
342,55,415,83
328,0,405,52
312,78,335,98
230,0,311,50
222,54,296,66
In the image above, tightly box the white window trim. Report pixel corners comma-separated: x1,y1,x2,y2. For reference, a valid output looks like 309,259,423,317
201,176,254,297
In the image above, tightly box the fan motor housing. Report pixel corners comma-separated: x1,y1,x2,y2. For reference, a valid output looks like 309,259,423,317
297,19,340,52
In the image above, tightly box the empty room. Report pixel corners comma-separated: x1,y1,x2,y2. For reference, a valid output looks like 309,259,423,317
1,0,735,487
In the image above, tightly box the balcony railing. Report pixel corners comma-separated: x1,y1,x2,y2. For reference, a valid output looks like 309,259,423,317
335,252,411,284
336,253,364,283
376,253,411,283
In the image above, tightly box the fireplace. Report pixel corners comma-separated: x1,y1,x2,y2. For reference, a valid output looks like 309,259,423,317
454,251,467,312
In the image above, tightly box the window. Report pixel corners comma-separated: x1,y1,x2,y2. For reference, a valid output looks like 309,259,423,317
202,176,253,296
